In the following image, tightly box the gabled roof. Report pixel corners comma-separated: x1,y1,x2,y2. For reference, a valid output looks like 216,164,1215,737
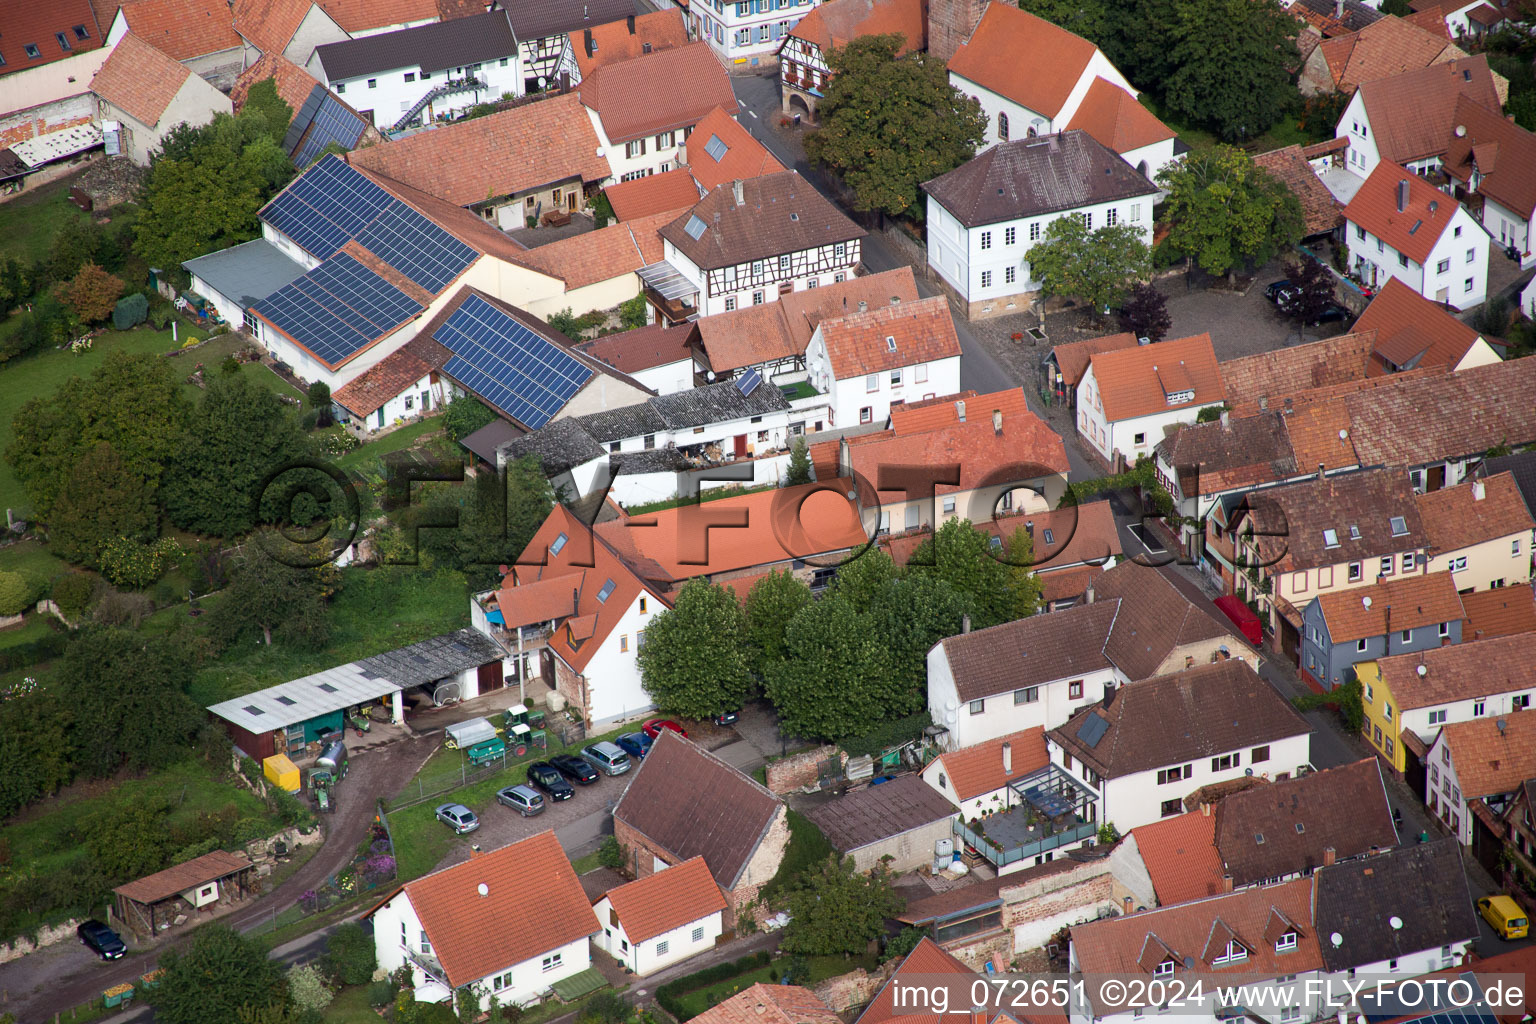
1317,14,1462,93
579,42,737,144
1048,660,1311,780
372,831,596,988
1436,711,1536,799
612,730,783,891
569,8,690,79
577,321,692,375
0,0,105,76
1356,55,1499,165
1051,333,1138,389
1128,811,1224,905
1239,468,1424,574
1088,559,1240,677
786,0,925,56
806,773,956,849
1221,332,1375,409
230,0,316,56
346,93,612,206
859,938,976,1024
660,170,864,271
1355,278,1489,375
604,169,703,222
315,0,442,34
1417,471,1534,556
90,31,194,126
505,0,641,43
947,3,1102,119
1291,0,1383,36
118,0,242,61
515,209,675,290
1313,838,1477,971
1064,79,1175,156
684,106,785,192
1444,93,1536,219
1252,145,1343,237
938,601,1118,702
814,295,960,379
597,855,726,943
1342,162,1461,265
695,984,843,1024
332,345,433,417
1155,412,1299,499
1459,583,1536,642
921,131,1157,229
1311,572,1465,643
232,51,325,114
1084,333,1223,423
314,9,516,81
926,728,1049,802
1343,355,1536,467
1214,758,1398,885
1377,630,1536,711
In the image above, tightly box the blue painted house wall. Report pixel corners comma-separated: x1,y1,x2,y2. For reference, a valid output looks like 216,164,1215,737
1300,598,1462,691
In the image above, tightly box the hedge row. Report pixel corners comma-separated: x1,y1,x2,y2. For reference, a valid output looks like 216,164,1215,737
655,951,772,1019
0,631,68,673
840,710,931,759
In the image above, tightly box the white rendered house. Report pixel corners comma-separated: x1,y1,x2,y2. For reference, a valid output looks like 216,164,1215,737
1343,163,1491,309
1076,333,1224,466
591,856,726,975
803,295,961,428
1335,56,1500,179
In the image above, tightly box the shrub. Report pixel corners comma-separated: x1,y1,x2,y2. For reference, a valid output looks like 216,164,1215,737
93,589,156,628
578,991,630,1024
618,294,647,329
307,381,331,409
98,536,183,588
52,572,96,619
322,921,378,986
654,952,771,1018
0,631,67,672
0,571,35,616
289,964,334,1017
368,981,395,1008
597,835,626,870
149,303,174,329
112,293,149,330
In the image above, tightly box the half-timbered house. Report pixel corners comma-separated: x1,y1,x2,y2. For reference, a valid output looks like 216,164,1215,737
505,0,641,92
777,0,925,122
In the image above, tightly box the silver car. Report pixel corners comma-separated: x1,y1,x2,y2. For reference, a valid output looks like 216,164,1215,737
435,803,480,834
582,741,631,776
496,784,545,817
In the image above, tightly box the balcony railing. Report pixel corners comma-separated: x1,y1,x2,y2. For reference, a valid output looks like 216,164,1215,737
953,815,1097,869
401,945,449,988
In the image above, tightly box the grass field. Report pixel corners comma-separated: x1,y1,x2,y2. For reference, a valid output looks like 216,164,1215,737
0,538,71,585
0,176,93,266
0,613,59,651
334,416,446,474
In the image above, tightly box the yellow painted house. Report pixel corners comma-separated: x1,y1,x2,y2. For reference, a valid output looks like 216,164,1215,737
1356,660,1401,772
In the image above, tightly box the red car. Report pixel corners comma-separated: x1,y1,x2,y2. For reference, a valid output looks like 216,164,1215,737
642,718,688,739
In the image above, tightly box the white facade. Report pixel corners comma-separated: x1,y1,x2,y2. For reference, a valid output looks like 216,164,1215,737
926,647,1120,751
803,334,960,429
691,0,819,67
343,374,457,433
1048,731,1313,832
1345,203,1490,309
96,72,232,166
662,236,862,319
1076,363,1223,465
591,897,723,975
561,591,656,726
1478,194,1535,262
952,53,1136,150
626,358,696,395
1399,687,1535,752
925,192,1155,307
1425,530,1534,592
585,111,690,182
919,756,1013,820
1425,729,1477,844
1338,92,1385,178
313,53,523,130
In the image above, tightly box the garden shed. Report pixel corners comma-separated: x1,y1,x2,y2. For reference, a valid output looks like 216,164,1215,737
804,774,957,872
112,850,255,937
206,662,406,760
357,628,508,707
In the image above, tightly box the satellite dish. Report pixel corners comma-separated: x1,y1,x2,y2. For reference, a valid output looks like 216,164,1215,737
1417,665,1428,676
478,883,489,896
1330,932,1344,948
538,76,547,89
595,147,605,157
1363,596,1373,608
1389,916,1403,930
1339,429,1349,440
1455,125,1467,137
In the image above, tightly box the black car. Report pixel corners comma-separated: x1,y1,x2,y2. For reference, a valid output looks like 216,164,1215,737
1264,280,1298,305
527,761,576,800
78,920,126,960
713,710,740,726
549,753,600,785
1306,303,1352,326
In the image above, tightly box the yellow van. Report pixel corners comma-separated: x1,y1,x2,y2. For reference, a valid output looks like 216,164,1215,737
1477,895,1529,940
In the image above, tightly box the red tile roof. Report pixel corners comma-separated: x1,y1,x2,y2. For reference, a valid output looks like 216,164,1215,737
1356,55,1499,165
604,169,702,222
947,3,1101,120
1129,810,1224,905
1355,277,1487,375
597,855,726,943
347,93,611,207
1438,711,1536,798
568,8,690,80
683,106,784,192
859,938,977,1024
1311,572,1465,643
377,831,597,988
1378,630,1536,711
1460,583,1536,642
515,209,676,290
1444,93,1536,219
231,52,323,114
1252,145,1343,237
1342,162,1462,265
1085,333,1223,422
119,0,242,60
231,0,315,56
332,345,433,417
816,295,961,379
787,0,925,57
0,0,106,76
1051,332,1138,389
1417,471,1535,556
697,986,842,1024
1317,14,1462,93
90,32,195,126
315,0,439,33
578,321,692,375
927,728,1048,802
114,850,252,904
579,42,738,144
1064,79,1174,156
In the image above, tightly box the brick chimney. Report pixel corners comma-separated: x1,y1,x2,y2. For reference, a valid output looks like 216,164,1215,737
1123,896,1134,915
583,27,594,55
1221,874,1234,892
1323,846,1337,867
627,13,635,32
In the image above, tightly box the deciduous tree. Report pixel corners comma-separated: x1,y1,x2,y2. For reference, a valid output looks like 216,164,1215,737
744,569,812,677
807,35,985,219
1278,257,1336,339
905,518,1040,629
1162,0,1300,141
1157,146,1304,280
48,441,158,568
442,395,497,441
321,922,377,986
58,263,123,324
1028,217,1150,319
57,627,200,777
763,595,896,739
639,578,753,719
209,539,331,648
152,926,287,1024
781,855,904,956
1117,282,1173,342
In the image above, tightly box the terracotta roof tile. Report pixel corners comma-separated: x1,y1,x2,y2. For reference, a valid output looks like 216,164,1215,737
1221,333,1375,410
884,501,1119,574
1086,333,1223,423
0,0,106,76
604,169,702,222
1312,572,1465,643
231,0,314,55
1282,400,1360,473
516,210,678,289
694,985,842,1024
315,0,438,33
90,32,195,126
660,170,864,271
347,93,611,207
1460,583,1536,641
1089,559,1240,677
332,346,433,417
1343,355,1536,467
381,831,596,988
1378,629,1536,711
1417,471,1535,556
938,601,1117,701
1129,811,1224,905
684,106,784,192
1252,145,1343,236
1049,660,1311,780
889,387,1013,434
928,728,1049,802
1039,563,1104,606
612,730,783,890
1342,162,1461,265
1356,55,1499,165
232,52,323,114
578,321,692,374
1444,94,1536,219
1241,468,1424,574
1051,333,1138,390
1316,14,1461,93
119,0,242,60
1355,278,1487,375
597,855,726,943
815,295,961,379
947,3,1101,120
113,850,251,904
1404,6,1452,36
579,42,737,143
1156,412,1299,498
1440,712,1536,798
788,0,925,56
859,939,983,1024
569,8,688,78
1065,79,1175,155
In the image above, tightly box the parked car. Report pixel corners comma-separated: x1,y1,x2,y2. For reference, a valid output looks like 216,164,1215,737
496,785,545,817
615,732,652,760
77,920,125,961
549,753,600,785
1306,303,1352,326
712,710,740,726
643,718,688,739
582,741,631,776
1264,280,1298,305
527,761,575,800
1478,894,1529,940
435,803,480,834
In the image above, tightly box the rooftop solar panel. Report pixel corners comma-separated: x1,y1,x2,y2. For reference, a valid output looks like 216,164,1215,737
253,252,423,367
294,94,368,168
434,294,594,430
356,203,476,293
259,155,395,259
1076,713,1109,748
736,367,761,396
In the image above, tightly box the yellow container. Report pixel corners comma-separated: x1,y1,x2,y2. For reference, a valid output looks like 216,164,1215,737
263,753,300,793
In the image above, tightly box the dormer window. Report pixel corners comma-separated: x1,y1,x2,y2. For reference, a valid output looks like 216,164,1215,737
1323,529,1339,548
1154,960,1175,979
1165,389,1194,406
1275,932,1298,953
1212,941,1248,965
1389,516,1408,536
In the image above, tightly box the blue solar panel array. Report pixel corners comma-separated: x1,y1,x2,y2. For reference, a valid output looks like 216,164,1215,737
1076,712,1109,748
253,252,423,367
434,294,594,429
356,204,476,293
294,94,368,168
259,156,395,260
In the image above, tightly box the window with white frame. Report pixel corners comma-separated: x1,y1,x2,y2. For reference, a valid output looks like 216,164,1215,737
1005,266,1016,284
1106,208,1118,225
980,231,992,250
1004,226,1016,245
625,139,647,158
1212,941,1248,965
1275,932,1298,953
1154,960,1175,979
1450,556,1467,571
656,940,670,956
1429,709,1447,725
1130,203,1141,221
981,270,992,288
492,971,513,991
942,496,956,514
915,362,927,382
1211,754,1238,772
865,373,878,392
1030,222,1041,241
890,368,902,386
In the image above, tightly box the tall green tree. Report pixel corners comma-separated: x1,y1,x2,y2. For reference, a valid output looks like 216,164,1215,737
764,596,899,739
442,395,499,442
829,547,897,613
162,373,314,537
1162,0,1300,141
57,628,201,778
638,578,753,719
905,518,1040,629
785,436,812,486
408,456,555,589
743,569,812,677
48,441,159,568
866,571,969,696
152,926,288,1024
242,77,296,147
1156,146,1305,280
209,539,331,648
781,855,905,956
7,350,190,519
1027,217,1151,319
807,35,985,218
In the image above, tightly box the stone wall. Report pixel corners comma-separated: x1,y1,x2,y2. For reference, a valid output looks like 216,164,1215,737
944,928,1014,971
0,919,82,965
992,856,1129,957
0,100,94,151
814,957,901,1013
764,745,843,794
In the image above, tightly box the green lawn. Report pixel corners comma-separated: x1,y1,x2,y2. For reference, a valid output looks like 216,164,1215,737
0,613,60,651
334,416,446,474
0,176,92,265
670,956,874,1020
0,538,71,585
323,985,380,1023
1140,94,1320,156
179,334,306,404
